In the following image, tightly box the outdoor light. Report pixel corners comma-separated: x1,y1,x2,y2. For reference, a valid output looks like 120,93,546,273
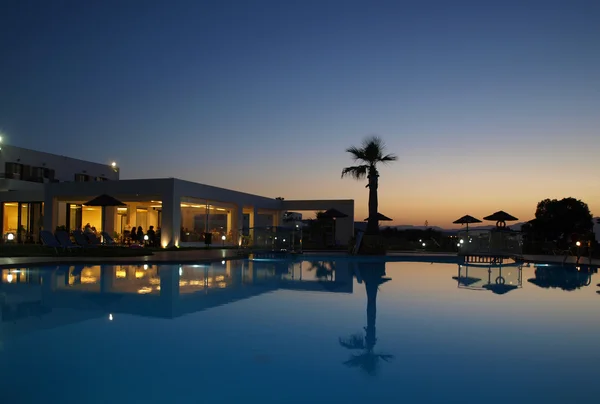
111,161,117,168
283,239,286,242
221,235,226,241
296,224,299,228
422,242,426,247
419,239,422,242
459,239,464,244
109,314,113,321
179,267,183,276
7,274,13,283
576,241,581,247
457,243,460,247
7,233,14,241
143,264,148,270
221,260,226,265
144,234,149,241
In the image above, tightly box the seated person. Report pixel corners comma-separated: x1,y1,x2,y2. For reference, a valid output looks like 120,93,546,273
147,226,156,246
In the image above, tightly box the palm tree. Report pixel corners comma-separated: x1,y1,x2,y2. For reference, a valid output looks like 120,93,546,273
341,136,397,235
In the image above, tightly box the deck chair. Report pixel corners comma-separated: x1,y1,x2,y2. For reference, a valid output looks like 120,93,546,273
85,232,102,246
55,231,82,251
73,230,96,247
40,230,61,254
100,231,117,246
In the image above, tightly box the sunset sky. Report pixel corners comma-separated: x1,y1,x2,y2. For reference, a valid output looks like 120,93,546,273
1,0,598,228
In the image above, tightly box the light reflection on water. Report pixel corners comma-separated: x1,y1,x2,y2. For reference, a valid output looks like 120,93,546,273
0,259,598,403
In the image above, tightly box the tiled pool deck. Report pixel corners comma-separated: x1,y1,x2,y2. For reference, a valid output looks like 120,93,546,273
0,249,597,268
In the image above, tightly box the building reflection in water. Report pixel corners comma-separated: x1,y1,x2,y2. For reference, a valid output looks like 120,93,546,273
339,261,394,376
454,262,523,295
527,264,597,292
0,259,353,342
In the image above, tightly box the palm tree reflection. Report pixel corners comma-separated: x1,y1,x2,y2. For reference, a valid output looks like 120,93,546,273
339,261,393,376
308,261,335,281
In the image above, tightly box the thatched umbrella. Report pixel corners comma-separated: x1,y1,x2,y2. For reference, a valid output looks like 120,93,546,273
483,211,518,229
363,213,392,222
453,215,482,232
83,194,126,238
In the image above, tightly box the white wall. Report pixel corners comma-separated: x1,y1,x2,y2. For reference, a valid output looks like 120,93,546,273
0,144,119,183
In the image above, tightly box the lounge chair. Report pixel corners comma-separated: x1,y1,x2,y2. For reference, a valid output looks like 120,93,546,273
85,232,102,246
73,230,96,247
55,231,82,251
40,230,61,253
100,231,117,246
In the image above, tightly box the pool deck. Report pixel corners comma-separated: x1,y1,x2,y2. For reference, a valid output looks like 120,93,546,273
0,249,597,268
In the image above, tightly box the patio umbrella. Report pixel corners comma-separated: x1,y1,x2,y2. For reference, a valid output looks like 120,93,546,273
483,211,518,229
363,213,392,221
321,208,348,246
321,208,349,219
483,283,518,295
453,215,482,232
452,276,481,287
83,194,126,237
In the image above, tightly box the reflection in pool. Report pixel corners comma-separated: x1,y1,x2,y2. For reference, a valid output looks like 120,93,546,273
0,259,599,403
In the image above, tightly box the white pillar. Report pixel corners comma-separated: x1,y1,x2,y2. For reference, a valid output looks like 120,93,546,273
43,197,57,231
249,207,257,245
161,187,181,248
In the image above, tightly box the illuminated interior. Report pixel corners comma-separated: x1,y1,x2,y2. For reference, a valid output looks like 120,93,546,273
2,202,44,243
61,199,163,237
2,203,18,234
179,198,232,242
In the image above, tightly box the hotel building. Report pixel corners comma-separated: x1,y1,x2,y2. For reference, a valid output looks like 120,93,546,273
0,144,354,247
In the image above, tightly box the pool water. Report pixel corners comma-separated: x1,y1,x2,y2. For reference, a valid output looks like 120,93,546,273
1,259,599,403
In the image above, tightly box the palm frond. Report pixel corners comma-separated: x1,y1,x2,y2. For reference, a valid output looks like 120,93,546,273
345,145,367,162
380,153,398,164
339,334,365,350
341,165,368,180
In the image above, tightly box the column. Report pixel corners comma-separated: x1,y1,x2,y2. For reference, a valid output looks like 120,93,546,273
272,210,281,227
43,197,58,231
248,207,257,245
160,187,181,248
229,205,243,245
127,203,138,229
104,206,116,235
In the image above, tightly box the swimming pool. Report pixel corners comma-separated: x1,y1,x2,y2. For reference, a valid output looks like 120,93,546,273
1,258,598,403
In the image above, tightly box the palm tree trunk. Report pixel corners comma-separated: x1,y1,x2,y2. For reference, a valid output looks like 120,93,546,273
366,169,379,235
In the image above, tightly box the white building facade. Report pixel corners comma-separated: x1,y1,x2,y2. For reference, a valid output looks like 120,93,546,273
0,145,355,247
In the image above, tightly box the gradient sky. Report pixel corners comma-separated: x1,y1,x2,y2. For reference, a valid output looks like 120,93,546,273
1,0,599,227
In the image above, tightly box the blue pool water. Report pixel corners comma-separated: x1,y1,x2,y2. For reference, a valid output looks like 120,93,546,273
1,258,599,403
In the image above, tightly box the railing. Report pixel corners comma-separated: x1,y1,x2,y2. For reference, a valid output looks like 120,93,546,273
457,229,523,257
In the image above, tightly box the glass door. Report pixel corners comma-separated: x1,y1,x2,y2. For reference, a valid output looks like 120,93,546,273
18,203,29,243
67,204,83,231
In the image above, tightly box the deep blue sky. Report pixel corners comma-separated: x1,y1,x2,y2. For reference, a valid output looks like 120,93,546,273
1,0,599,225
